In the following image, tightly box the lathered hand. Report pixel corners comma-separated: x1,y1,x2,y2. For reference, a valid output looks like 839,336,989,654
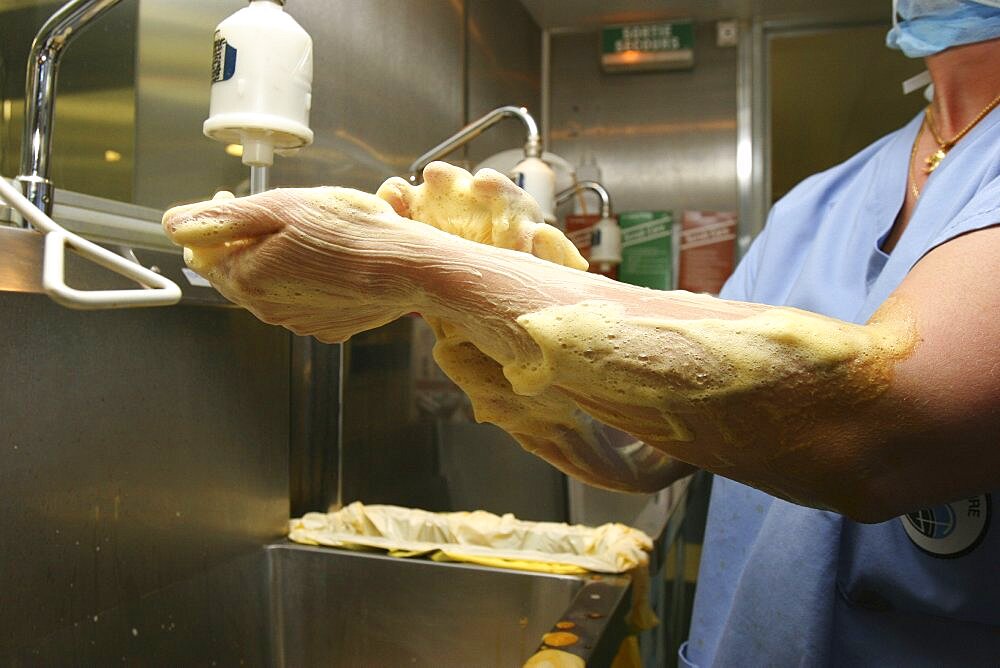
163,187,422,342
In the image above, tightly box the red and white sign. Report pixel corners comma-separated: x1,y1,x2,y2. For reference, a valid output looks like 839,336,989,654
678,211,737,294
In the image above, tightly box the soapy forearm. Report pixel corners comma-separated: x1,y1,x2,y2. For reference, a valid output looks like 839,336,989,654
406,239,917,509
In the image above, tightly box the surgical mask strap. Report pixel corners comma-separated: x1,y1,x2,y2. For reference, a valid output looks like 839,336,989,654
902,70,932,94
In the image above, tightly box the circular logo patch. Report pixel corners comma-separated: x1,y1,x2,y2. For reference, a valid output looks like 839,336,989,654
902,494,990,558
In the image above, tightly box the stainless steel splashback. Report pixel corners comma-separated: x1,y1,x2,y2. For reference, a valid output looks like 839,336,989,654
466,0,543,167
273,0,465,517
276,0,465,190
0,292,290,656
133,0,247,209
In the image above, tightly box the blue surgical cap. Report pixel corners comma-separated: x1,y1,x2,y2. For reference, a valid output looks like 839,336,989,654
887,0,1000,57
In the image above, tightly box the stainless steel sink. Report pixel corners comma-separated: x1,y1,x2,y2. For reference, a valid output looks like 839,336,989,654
6,542,632,666
269,543,628,666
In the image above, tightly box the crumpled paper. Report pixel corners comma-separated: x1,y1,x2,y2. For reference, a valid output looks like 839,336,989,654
288,501,653,575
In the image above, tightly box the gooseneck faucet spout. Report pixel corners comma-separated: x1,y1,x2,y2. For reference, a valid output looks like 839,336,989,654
16,0,124,221
556,181,612,219
408,105,542,183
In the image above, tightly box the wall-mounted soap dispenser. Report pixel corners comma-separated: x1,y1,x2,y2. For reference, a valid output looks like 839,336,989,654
203,0,313,194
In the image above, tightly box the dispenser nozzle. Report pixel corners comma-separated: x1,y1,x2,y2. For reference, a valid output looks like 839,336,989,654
241,133,275,167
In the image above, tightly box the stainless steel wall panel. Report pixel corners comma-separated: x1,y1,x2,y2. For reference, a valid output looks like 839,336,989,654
133,0,247,209
0,293,289,655
548,23,738,213
289,336,343,517
279,0,466,191
436,423,566,521
466,0,542,166
339,318,450,512
266,0,466,517
426,1,567,522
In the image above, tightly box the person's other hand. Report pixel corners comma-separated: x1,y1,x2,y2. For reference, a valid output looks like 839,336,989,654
377,161,588,270
432,327,694,492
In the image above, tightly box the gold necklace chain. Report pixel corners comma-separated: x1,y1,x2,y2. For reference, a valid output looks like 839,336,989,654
923,92,1000,173
909,118,925,199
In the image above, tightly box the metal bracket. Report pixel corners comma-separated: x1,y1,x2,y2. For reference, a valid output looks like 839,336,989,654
1,176,181,309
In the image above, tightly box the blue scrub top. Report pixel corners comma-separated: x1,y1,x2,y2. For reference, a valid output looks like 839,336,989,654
681,107,1000,666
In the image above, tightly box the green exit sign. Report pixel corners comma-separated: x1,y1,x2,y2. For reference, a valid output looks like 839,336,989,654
601,21,695,72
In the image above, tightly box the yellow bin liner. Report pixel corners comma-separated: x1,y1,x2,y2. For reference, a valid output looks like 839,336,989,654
289,501,653,575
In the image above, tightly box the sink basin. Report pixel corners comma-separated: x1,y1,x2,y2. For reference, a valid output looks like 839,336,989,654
272,544,611,666
6,542,631,666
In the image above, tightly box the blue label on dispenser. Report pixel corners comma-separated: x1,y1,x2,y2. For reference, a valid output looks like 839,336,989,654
211,32,237,83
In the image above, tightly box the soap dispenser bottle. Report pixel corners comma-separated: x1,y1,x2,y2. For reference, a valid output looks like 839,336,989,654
203,0,314,169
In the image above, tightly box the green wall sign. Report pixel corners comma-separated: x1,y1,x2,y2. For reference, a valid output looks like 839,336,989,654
601,22,695,72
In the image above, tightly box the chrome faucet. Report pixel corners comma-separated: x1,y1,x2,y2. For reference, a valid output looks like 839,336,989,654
16,0,124,222
556,180,612,219
408,105,542,183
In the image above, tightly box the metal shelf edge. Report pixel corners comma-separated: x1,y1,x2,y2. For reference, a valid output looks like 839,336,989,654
0,226,233,308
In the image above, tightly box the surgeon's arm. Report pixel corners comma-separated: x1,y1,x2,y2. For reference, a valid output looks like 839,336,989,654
374,166,998,520
393,222,998,523
163,178,999,522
